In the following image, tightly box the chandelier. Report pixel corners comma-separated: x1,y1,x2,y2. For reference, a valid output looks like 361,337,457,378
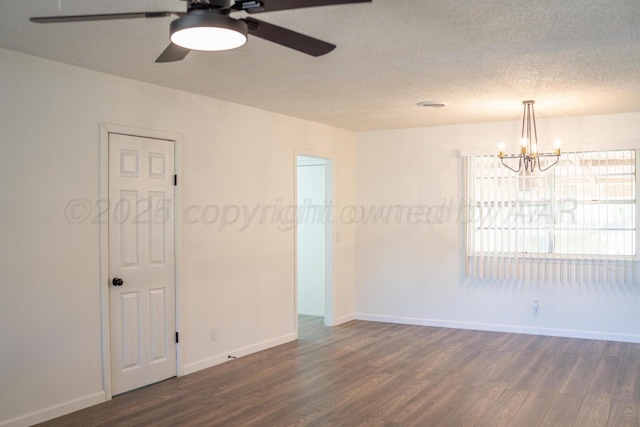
498,100,562,172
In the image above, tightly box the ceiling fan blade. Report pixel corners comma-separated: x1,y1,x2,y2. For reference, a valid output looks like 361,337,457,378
242,18,335,56
155,44,191,63
30,11,176,24
237,0,371,13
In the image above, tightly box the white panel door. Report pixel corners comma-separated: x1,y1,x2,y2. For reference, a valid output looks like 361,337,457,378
109,133,176,395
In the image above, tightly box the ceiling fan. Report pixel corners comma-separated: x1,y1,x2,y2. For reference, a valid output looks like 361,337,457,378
30,0,371,63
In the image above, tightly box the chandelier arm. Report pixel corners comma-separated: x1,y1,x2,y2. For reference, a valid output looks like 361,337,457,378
532,103,538,147
526,104,529,142
527,103,533,150
521,103,527,139
537,154,561,172
500,156,522,173
524,155,533,173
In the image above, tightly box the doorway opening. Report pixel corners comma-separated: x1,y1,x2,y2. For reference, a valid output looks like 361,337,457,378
296,154,335,331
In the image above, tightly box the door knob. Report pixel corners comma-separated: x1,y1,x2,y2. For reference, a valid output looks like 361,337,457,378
112,277,124,287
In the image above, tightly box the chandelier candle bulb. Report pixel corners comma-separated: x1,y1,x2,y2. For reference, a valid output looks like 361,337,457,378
497,142,506,158
554,139,563,155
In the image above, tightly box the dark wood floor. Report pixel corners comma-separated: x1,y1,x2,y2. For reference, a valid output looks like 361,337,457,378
38,316,640,426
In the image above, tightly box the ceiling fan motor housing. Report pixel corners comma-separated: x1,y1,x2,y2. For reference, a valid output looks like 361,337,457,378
187,0,236,10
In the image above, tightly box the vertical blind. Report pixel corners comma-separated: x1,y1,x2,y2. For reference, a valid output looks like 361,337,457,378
465,149,639,285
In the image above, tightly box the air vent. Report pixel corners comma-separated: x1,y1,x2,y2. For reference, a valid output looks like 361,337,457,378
417,101,448,108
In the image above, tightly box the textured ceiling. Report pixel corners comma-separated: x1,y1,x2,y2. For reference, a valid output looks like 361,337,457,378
1,0,639,131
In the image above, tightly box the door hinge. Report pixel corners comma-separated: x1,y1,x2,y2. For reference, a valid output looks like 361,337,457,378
173,175,177,186
175,332,179,343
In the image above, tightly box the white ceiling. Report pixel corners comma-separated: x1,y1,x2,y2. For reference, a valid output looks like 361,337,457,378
1,0,639,131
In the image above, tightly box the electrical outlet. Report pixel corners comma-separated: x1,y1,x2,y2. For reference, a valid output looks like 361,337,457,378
211,328,217,341
533,300,540,315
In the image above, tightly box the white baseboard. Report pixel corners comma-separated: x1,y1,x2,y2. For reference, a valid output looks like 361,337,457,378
0,391,105,427
182,332,297,375
335,313,356,325
355,313,640,343
3,332,298,426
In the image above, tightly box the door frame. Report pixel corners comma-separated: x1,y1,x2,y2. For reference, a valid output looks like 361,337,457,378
294,148,337,335
99,123,183,400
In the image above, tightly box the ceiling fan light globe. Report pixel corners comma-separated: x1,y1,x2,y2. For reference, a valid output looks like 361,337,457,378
171,27,247,51
170,12,248,51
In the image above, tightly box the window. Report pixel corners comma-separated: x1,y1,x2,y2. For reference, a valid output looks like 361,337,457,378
465,149,639,284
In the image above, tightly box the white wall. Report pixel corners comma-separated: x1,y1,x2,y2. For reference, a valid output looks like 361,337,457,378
355,112,640,341
4,42,640,426
297,157,326,316
0,47,356,426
